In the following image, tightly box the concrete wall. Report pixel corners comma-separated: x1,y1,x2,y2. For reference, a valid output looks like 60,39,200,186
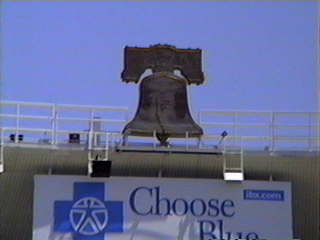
0,147,319,240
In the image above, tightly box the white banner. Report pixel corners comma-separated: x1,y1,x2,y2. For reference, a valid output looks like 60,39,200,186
33,175,293,240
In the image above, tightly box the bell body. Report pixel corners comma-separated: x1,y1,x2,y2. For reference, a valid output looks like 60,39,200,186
123,72,203,141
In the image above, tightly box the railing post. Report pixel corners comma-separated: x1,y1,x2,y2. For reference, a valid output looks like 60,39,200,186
54,106,59,145
90,109,95,147
93,132,97,147
109,133,113,149
105,132,109,161
15,104,20,143
90,109,94,131
51,105,56,145
88,131,93,150
270,112,275,151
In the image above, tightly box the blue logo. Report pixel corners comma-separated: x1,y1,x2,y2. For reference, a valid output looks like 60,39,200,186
54,183,123,240
244,189,284,201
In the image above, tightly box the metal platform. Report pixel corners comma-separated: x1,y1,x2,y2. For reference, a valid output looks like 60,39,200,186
115,144,223,155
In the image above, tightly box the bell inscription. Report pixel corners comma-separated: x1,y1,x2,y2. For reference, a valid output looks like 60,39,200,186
121,44,204,145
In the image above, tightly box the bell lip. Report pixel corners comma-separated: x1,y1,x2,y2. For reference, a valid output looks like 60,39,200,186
143,71,186,82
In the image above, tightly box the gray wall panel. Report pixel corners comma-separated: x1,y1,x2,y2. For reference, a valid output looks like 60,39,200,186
0,147,318,240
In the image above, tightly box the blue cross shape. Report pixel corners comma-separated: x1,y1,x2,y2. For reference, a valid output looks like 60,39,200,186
54,182,123,240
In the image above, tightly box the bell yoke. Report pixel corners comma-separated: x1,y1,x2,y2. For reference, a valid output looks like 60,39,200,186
121,44,205,145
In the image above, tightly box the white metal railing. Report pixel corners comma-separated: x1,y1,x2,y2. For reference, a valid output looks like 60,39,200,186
0,100,319,152
0,100,127,145
199,110,320,152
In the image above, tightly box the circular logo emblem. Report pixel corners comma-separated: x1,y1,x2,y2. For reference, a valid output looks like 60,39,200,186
69,197,108,235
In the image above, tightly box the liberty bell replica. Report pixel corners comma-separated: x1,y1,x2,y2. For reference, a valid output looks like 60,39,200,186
121,44,204,145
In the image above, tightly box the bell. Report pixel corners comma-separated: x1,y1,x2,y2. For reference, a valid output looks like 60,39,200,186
121,45,205,145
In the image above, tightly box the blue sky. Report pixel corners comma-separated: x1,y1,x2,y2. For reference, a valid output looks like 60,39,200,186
1,1,318,114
